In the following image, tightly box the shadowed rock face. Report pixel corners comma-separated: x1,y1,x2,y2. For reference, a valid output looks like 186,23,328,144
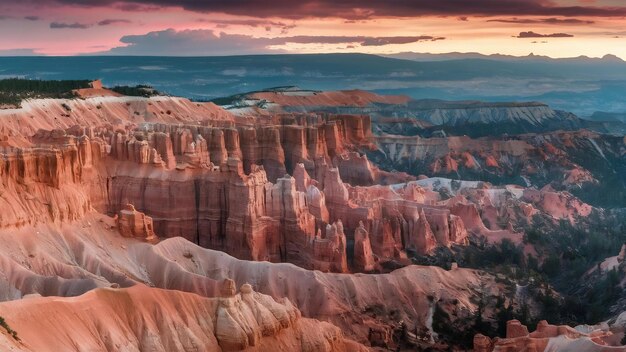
370,130,624,193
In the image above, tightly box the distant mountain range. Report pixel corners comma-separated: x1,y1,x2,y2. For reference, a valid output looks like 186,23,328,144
587,111,626,123
384,52,625,63
0,53,625,117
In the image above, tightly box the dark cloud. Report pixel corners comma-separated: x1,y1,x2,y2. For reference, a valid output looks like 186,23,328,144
42,0,626,19
105,29,278,55
273,35,444,45
49,19,130,29
515,31,574,38
97,19,132,26
24,16,40,21
98,29,443,56
197,18,296,33
457,16,469,21
489,17,594,24
361,36,444,45
50,22,92,29
111,2,162,11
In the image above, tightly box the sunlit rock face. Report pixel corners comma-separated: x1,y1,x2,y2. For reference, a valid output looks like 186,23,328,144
0,94,600,274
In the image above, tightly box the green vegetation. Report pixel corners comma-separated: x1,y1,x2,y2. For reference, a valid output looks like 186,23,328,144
417,211,626,349
0,316,18,341
110,85,159,97
431,284,532,349
0,78,92,107
432,302,476,348
0,79,162,107
525,213,626,324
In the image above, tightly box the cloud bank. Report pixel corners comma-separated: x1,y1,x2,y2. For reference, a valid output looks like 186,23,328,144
98,29,444,55
39,0,626,19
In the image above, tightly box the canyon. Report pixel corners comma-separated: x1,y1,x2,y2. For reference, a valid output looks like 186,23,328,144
0,84,623,351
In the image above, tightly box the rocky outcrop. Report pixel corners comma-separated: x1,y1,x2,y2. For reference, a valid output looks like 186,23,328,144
474,334,493,352
522,187,593,222
475,320,620,352
214,278,304,351
373,130,624,200
312,221,348,273
264,175,316,265
116,203,157,241
0,132,107,229
335,152,375,185
410,209,437,255
248,89,410,108
353,221,376,272
306,185,330,222
0,95,235,140
0,280,359,352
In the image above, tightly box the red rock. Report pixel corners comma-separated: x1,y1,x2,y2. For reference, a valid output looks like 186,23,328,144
476,319,616,352
292,162,312,192
335,152,375,185
473,334,493,352
449,214,469,244
423,208,451,247
306,185,330,222
484,155,499,168
353,221,376,272
507,319,530,338
462,151,478,169
323,167,350,207
248,89,410,108
0,95,598,278
411,209,437,255
312,220,348,273
0,281,357,352
208,128,229,167
117,203,157,241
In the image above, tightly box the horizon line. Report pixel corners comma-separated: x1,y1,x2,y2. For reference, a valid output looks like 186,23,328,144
0,51,624,61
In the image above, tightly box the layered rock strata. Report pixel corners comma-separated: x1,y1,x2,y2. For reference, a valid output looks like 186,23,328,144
0,98,597,274
475,319,621,352
0,125,586,273
0,279,360,352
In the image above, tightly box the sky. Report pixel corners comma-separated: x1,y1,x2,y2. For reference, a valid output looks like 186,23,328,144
0,0,625,58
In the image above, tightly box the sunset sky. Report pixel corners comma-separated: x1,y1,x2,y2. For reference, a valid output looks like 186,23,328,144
1,0,625,58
